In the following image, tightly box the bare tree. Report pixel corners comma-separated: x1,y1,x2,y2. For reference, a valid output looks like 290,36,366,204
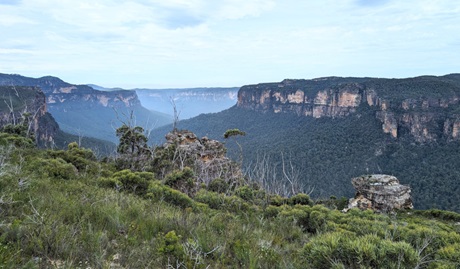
170,97,181,131
245,152,314,197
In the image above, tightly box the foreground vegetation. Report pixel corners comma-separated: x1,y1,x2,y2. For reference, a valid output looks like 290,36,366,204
1,128,460,268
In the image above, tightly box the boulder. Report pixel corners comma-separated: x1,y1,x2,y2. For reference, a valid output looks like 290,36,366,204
343,174,413,212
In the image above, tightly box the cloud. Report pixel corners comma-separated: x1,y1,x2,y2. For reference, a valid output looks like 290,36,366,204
1,0,459,87
0,14,35,26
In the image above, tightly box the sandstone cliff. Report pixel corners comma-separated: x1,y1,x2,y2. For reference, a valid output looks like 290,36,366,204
0,74,140,110
237,75,460,142
0,86,58,144
0,73,171,142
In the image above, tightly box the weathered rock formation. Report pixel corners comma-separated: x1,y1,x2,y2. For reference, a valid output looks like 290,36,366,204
163,130,242,185
0,86,58,144
0,74,140,109
237,75,460,142
0,73,171,142
343,174,413,212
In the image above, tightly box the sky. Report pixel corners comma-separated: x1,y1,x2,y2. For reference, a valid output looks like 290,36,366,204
0,0,459,88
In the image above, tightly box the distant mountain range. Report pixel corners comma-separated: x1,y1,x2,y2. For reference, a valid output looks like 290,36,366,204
88,84,239,119
0,74,173,143
0,73,239,143
0,85,115,153
152,74,460,212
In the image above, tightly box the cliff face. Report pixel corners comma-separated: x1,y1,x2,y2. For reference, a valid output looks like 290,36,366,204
0,74,140,110
0,86,58,144
237,75,460,142
0,74,166,143
136,87,239,119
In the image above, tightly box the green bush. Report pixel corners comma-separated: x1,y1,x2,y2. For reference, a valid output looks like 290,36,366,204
279,206,310,230
268,194,287,206
46,144,98,175
288,193,313,206
263,205,282,218
28,157,77,180
234,185,267,206
157,230,184,260
0,133,34,148
207,178,229,193
111,169,154,195
164,167,196,196
147,181,195,209
97,177,121,189
194,189,251,213
434,243,460,268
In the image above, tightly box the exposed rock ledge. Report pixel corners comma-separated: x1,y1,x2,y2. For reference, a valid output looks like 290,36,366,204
343,174,413,213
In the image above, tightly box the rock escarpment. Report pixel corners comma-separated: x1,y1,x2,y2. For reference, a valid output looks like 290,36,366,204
0,86,58,144
0,73,169,142
0,74,140,109
237,75,460,142
343,174,413,212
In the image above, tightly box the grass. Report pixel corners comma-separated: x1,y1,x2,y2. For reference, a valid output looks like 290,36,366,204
0,135,460,268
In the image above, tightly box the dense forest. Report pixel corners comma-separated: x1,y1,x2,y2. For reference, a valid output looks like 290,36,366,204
152,104,460,212
1,122,460,268
149,74,460,213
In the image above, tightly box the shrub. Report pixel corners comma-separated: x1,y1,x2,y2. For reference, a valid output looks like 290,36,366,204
194,189,251,213
97,177,121,189
268,194,287,206
46,144,97,175
263,205,282,218
207,178,229,193
435,243,460,268
234,185,267,206
156,230,185,266
164,167,196,196
288,193,313,206
28,157,77,180
0,133,34,148
111,170,154,195
147,181,195,209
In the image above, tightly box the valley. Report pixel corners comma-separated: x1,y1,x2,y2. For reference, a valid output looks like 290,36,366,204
1,73,460,268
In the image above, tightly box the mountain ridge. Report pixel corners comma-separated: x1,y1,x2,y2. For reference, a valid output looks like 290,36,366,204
152,74,460,212
0,73,172,142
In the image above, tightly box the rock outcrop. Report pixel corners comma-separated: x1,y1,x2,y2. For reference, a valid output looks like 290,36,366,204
343,174,413,212
0,86,58,144
237,75,460,142
163,130,242,185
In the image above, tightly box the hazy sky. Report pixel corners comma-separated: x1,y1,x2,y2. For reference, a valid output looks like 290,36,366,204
0,0,459,88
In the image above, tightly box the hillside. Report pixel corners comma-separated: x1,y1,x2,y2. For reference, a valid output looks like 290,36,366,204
87,84,239,119
0,74,172,142
0,85,115,153
0,128,459,268
135,87,239,119
152,74,460,212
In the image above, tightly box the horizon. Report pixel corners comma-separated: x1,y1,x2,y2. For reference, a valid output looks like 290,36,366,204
1,0,459,88
2,71,459,90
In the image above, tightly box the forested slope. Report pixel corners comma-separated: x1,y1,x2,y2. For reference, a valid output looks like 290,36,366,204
152,74,460,212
